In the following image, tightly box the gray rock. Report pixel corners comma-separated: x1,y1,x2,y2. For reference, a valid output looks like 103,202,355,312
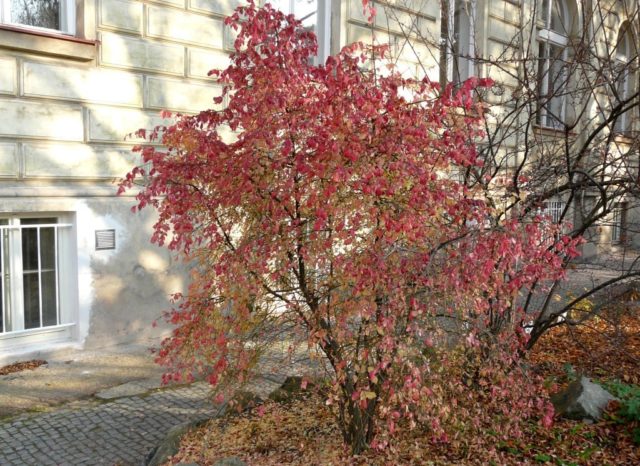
146,422,192,466
268,376,314,402
551,376,618,421
213,457,246,466
233,390,262,410
146,417,214,466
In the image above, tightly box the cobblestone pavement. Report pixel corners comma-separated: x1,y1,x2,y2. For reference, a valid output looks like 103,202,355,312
0,346,319,466
0,382,220,466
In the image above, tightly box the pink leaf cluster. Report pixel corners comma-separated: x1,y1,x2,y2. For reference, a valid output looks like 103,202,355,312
120,1,581,452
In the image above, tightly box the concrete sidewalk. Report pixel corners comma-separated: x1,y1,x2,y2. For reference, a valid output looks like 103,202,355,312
0,343,166,419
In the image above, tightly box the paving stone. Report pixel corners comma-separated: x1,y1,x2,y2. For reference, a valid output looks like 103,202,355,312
0,381,217,464
0,355,316,465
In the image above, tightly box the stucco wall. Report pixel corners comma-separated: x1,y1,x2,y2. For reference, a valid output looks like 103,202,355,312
1,0,637,357
0,0,243,355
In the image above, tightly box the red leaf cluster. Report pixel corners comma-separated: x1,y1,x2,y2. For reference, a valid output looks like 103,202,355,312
120,1,582,452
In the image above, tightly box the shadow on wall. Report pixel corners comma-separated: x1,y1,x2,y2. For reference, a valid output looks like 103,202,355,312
83,198,187,350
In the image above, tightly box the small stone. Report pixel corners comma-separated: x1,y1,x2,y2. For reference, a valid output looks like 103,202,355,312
551,376,618,421
145,423,191,466
230,390,262,411
145,416,214,466
268,376,314,402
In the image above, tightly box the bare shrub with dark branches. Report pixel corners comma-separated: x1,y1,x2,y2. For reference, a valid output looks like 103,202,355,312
357,0,640,348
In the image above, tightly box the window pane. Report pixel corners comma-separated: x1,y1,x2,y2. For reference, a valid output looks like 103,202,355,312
550,0,565,34
295,0,316,18
41,227,57,327
294,0,316,28
40,227,56,270
615,29,634,134
539,0,550,25
549,45,565,91
538,42,546,85
537,42,549,125
0,225,4,332
41,271,57,326
1,228,9,333
21,228,39,272
1,217,61,333
270,0,317,28
612,204,627,243
544,201,565,224
614,68,630,133
270,0,292,14
542,44,566,127
23,272,40,329
454,5,472,81
10,0,61,30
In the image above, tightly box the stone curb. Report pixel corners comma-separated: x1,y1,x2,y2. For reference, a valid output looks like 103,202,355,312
144,376,308,465
145,414,222,466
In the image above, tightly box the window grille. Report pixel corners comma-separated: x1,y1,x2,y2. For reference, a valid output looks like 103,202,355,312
612,204,627,243
543,201,565,224
0,218,71,334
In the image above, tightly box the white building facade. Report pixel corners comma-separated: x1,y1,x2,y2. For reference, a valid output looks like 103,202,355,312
0,0,637,361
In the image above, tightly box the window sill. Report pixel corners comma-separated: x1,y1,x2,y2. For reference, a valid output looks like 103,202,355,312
533,124,576,137
613,132,637,144
0,25,96,61
0,323,75,353
611,241,630,250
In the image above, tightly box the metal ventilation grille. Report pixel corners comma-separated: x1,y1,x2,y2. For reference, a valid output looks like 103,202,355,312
95,229,116,250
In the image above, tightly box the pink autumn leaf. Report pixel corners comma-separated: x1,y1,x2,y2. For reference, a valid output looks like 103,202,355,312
118,0,578,455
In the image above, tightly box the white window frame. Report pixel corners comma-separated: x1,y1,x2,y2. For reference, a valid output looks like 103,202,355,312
0,0,76,35
537,0,570,129
0,214,76,352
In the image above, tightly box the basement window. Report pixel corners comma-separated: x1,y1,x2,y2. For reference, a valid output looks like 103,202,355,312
0,216,74,334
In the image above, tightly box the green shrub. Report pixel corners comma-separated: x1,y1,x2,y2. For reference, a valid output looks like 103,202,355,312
603,380,640,444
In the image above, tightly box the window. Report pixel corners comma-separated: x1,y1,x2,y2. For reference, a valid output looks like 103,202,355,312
614,25,637,135
0,1,95,62
0,0,75,34
543,200,565,224
537,0,572,128
269,0,331,63
1,216,72,334
452,0,476,82
441,0,477,84
612,203,627,243
271,0,317,28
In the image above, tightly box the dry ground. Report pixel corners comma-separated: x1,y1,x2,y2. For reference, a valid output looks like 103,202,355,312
166,303,640,466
